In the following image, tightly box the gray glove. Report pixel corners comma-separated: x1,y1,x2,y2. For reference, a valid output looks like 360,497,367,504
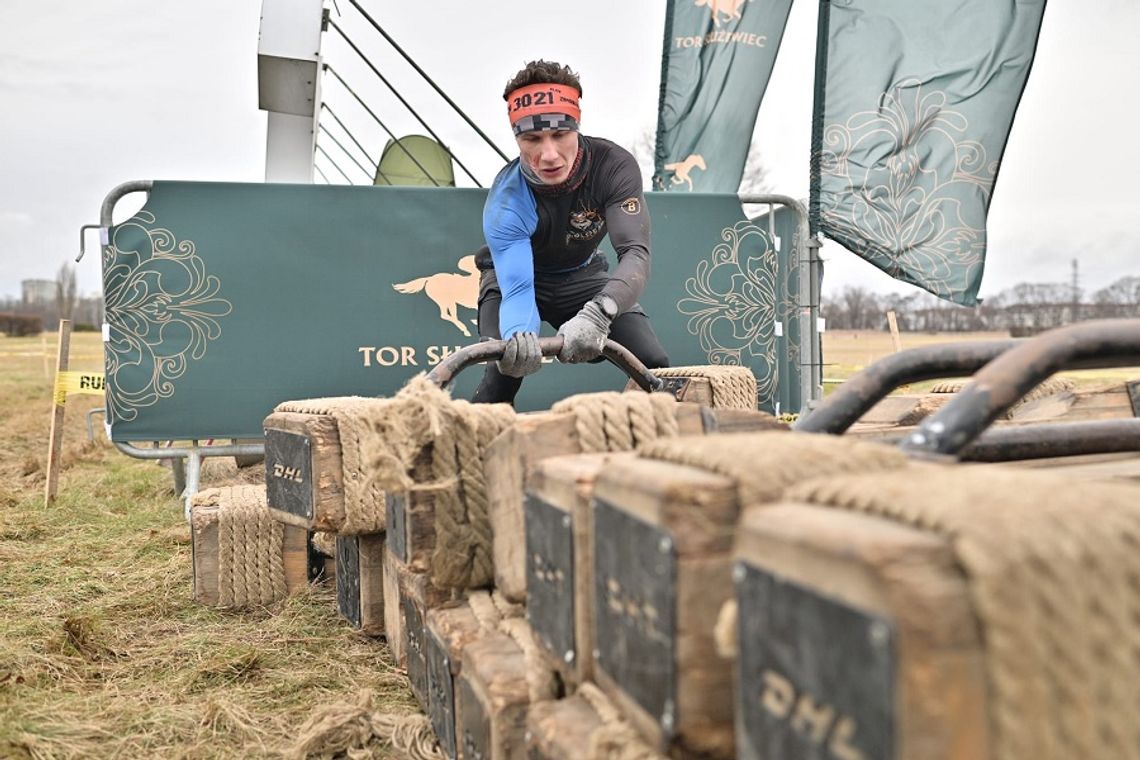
557,299,613,363
497,331,543,377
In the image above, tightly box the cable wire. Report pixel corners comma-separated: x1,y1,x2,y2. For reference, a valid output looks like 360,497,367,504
316,143,356,184
323,64,443,187
327,19,479,186
322,103,379,168
346,0,509,164
318,122,376,181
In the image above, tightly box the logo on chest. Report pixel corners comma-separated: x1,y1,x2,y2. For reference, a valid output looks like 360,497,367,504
567,205,604,243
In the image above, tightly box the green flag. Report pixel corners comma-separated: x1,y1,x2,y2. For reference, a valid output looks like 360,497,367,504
654,0,794,193
811,0,1047,305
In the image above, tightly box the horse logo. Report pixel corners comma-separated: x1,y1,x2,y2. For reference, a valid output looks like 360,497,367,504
664,154,708,191
392,255,480,337
696,0,748,27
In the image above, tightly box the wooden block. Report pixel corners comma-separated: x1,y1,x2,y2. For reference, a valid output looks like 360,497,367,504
525,452,633,688
590,457,741,758
382,551,460,702
986,451,1140,482
335,534,385,635
263,411,345,531
733,503,989,760
526,695,605,760
487,404,776,602
191,503,309,607
456,631,531,760
425,601,488,760
385,451,437,572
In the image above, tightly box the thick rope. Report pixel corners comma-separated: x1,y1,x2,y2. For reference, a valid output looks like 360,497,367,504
286,689,443,760
786,465,1140,760
359,376,516,589
498,616,559,704
650,365,758,410
192,485,287,609
577,683,666,760
275,396,395,534
637,431,909,506
551,392,679,454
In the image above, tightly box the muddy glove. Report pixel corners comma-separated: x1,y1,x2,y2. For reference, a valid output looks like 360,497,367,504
557,296,616,363
497,331,543,378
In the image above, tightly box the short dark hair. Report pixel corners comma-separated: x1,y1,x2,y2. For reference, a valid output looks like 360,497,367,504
503,60,582,100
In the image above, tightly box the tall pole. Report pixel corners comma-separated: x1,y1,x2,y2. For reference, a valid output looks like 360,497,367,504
44,319,73,505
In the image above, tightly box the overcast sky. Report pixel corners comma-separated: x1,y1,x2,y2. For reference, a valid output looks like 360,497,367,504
2,0,1138,303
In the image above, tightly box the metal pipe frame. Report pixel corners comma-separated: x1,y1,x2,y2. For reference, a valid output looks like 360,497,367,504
738,194,821,413
425,336,665,394
114,440,266,518
795,340,1019,434
957,419,1140,463
901,319,1140,457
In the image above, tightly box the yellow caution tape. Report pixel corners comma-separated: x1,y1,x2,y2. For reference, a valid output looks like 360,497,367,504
53,371,106,406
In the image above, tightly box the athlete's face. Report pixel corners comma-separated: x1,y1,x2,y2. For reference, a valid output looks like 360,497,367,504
516,129,578,185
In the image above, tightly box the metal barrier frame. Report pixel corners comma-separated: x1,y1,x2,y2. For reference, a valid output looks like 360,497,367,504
739,194,823,413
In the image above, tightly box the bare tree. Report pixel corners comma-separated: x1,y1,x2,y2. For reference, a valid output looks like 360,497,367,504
56,263,77,322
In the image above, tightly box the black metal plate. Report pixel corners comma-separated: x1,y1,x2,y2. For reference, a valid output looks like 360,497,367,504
525,495,575,667
593,497,676,737
658,376,691,401
335,536,361,629
264,428,312,520
387,493,408,563
427,625,458,760
404,596,428,709
1128,379,1140,418
458,675,491,760
735,562,894,760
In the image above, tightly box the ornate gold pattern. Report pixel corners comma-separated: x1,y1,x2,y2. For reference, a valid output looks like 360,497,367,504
818,80,996,302
676,220,778,401
103,211,233,421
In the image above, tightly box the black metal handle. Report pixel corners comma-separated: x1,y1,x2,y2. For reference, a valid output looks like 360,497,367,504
900,319,1140,457
425,336,666,393
794,340,1019,434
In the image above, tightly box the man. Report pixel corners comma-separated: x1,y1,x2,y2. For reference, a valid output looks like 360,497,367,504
472,60,669,405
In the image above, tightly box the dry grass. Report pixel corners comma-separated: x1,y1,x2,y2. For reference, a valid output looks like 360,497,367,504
0,332,415,759
822,328,1140,393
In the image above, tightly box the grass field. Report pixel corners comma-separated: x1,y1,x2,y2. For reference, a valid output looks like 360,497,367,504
1,328,1135,758
0,332,415,759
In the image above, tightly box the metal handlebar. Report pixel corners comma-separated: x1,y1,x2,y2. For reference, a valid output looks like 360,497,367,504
901,319,1140,457
425,336,666,393
794,340,1020,434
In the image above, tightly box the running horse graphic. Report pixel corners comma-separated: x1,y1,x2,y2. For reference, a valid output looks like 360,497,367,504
664,154,708,191
697,0,748,27
392,255,480,337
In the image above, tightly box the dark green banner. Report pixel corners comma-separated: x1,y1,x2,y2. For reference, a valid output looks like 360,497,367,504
102,182,804,440
653,0,794,193
811,0,1047,306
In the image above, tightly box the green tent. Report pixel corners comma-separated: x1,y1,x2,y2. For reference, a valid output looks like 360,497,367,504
374,135,455,187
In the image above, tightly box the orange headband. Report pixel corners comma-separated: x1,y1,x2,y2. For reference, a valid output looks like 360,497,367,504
506,83,581,126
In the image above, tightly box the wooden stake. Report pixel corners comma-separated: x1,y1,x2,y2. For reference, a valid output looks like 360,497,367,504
44,319,72,505
887,310,903,353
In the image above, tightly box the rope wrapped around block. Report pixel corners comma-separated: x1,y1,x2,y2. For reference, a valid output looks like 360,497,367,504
784,466,1140,760
649,365,758,410
275,396,397,534
577,683,667,760
191,485,287,609
360,375,516,589
636,431,909,506
551,391,679,453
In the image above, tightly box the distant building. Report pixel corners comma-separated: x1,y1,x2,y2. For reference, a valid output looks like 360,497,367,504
21,279,55,306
